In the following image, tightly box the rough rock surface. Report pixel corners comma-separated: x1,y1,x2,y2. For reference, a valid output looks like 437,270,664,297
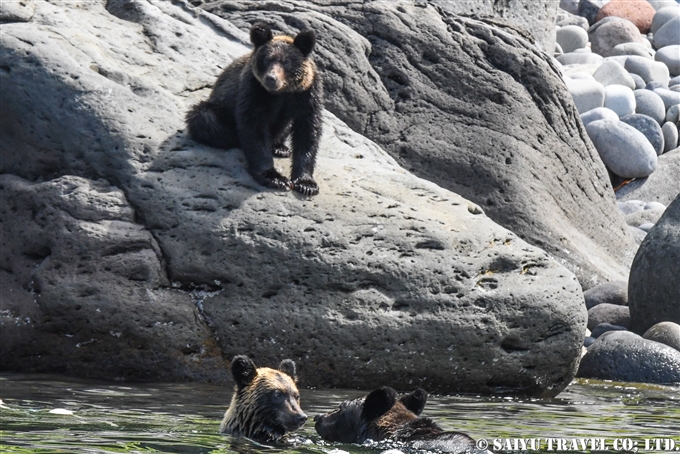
643,322,680,351
0,0,587,396
587,303,631,330
583,280,628,309
577,331,680,383
628,194,680,334
196,0,637,289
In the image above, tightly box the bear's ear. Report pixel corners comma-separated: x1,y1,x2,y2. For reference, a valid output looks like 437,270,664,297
399,388,428,416
231,355,258,389
293,29,316,56
278,359,297,381
361,387,397,422
250,22,273,47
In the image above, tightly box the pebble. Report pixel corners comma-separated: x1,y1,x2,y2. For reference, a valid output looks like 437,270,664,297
583,280,628,309
609,42,655,58
580,106,620,125
655,45,680,77
645,201,667,211
630,73,646,89
591,323,628,338
670,75,680,87
604,84,636,116
625,205,666,226
556,25,590,53
593,60,636,88
651,5,680,34
584,336,597,347
668,105,680,123
595,0,656,33
653,87,680,109
557,52,604,66
634,88,667,124
589,18,647,57
624,56,670,86
587,303,631,330
638,222,656,231
643,321,680,351
621,113,666,155
556,9,590,29
586,119,658,177
652,16,680,49
662,121,679,152
565,78,605,113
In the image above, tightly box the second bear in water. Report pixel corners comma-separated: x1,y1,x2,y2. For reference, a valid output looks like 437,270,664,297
186,22,324,196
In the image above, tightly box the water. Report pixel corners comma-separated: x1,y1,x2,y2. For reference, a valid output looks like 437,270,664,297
1,374,678,453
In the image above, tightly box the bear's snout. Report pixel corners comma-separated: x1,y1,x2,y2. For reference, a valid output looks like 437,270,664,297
263,64,286,91
296,412,308,425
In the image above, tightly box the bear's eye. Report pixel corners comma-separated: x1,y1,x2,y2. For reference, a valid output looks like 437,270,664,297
273,390,283,400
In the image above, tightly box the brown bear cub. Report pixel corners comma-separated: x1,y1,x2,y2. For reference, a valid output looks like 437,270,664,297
186,22,324,196
220,355,307,442
314,387,490,453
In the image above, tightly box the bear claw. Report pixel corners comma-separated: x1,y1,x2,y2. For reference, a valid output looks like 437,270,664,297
272,144,291,158
292,178,319,196
260,168,292,191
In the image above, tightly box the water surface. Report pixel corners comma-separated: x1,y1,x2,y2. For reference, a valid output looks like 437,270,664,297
1,374,678,453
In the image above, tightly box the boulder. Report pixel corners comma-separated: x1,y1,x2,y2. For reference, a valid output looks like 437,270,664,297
603,84,636,116
655,45,680,77
581,106,620,125
650,5,680,34
620,113,666,155
662,122,679,152
643,322,680,351
0,0,587,396
590,323,628,338
653,16,680,49
200,0,639,288
585,119,658,177
634,88,668,124
583,280,628,309
615,149,680,205
592,60,636,88
577,331,680,383
556,25,590,52
595,0,656,33
566,78,607,112
628,194,680,334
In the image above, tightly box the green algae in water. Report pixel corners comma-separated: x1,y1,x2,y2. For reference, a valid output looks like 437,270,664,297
1,374,678,453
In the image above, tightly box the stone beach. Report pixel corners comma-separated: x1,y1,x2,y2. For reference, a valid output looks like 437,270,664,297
1,0,679,394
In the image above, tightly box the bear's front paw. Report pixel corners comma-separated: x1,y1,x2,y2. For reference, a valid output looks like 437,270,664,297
259,168,293,191
292,177,319,196
272,144,291,158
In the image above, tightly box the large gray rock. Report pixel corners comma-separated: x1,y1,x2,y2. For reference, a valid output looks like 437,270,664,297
629,194,680,334
643,322,680,351
577,331,680,383
583,280,628,309
0,0,587,396
589,17,647,57
587,303,630,329
615,148,680,205
199,0,638,288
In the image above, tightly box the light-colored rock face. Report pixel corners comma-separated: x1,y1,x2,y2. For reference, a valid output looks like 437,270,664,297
0,0,588,395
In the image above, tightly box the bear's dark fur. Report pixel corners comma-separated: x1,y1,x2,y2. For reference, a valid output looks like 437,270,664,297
314,387,489,453
220,355,307,442
186,22,324,196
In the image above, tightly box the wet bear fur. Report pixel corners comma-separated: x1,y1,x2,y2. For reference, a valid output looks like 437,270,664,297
220,355,307,442
314,386,489,453
186,22,323,196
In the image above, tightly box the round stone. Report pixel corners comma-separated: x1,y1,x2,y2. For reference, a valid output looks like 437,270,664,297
643,321,680,351
653,87,680,109
653,16,680,50
621,113,666,155
589,18,648,57
556,25,590,53
587,303,631,330
634,89,666,123
655,45,680,77
583,280,628,309
662,121,679,152
581,107,620,125
630,73,646,89
669,75,680,87
625,55,671,86
604,84,636,116
651,6,680,34
565,78,606,113
596,0,656,33
668,104,680,123
593,60,636,88
586,119,658,177
617,199,646,215
639,222,656,231
577,331,680,383
560,0,580,15
648,1,680,12
609,42,656,58
557,52,605,66
591,323,628,338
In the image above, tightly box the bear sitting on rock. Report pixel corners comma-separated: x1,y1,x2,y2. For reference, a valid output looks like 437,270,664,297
314,386,490,453
220,355,307,442
186,22,324,196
